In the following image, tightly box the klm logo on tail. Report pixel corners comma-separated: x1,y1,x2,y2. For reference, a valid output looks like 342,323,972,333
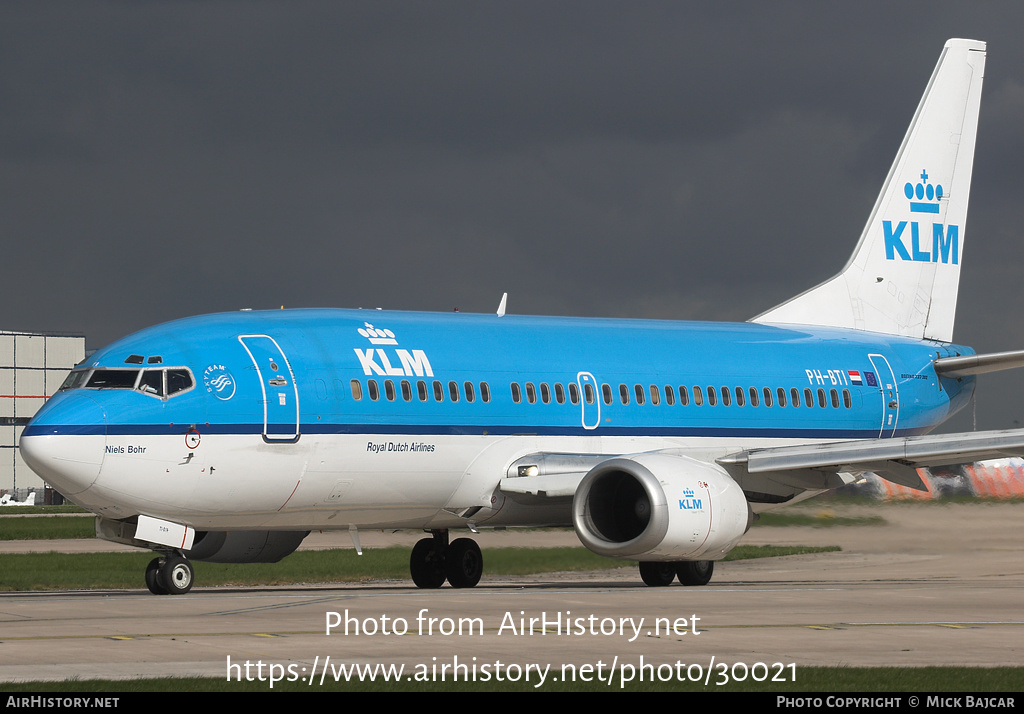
883,169,959,264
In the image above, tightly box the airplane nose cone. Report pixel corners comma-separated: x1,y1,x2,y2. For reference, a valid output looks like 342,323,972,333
20,393,107,496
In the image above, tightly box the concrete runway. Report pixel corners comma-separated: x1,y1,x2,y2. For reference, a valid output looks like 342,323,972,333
1,501,1021,685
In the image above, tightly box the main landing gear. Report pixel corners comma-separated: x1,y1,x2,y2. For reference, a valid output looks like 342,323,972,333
638,560,714,587
409,530,483,589
145,553,195,595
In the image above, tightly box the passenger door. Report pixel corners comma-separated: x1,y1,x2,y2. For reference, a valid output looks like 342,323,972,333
238,335,300,442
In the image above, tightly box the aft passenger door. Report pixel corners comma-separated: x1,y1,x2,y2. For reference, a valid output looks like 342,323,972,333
239,335,300,442
868,354,899,438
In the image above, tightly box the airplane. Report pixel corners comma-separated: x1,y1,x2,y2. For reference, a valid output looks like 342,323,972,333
19,38,1024,595
0,492,36,507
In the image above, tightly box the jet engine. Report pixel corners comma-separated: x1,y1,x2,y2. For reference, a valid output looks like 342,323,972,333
185,530,310,563
572,453,751,561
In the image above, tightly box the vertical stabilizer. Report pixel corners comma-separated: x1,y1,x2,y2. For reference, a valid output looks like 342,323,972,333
753,39,986,342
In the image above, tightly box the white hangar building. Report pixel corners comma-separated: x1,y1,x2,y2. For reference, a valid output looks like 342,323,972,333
1,331,86,500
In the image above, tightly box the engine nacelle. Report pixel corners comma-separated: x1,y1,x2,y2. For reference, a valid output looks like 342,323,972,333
572,453,751,561
185,530,309,563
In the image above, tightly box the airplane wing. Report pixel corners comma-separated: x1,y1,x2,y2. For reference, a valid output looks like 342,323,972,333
717,428,1024,491
498,428,1024,501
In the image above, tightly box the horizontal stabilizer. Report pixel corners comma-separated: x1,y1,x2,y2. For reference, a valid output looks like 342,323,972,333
934,349,1024,377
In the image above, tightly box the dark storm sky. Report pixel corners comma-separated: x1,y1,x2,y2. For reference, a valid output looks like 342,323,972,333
3,2,1024,430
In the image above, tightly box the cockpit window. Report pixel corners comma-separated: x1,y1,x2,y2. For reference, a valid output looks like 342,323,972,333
166,369,194,395
59,370,91,391
138,370,164,396
60,366,196,398
86,370,140,389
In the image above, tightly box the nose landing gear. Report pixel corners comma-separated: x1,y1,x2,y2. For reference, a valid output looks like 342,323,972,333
145,554,195,595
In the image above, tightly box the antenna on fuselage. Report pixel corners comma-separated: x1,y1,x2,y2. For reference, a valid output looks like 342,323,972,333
497,292,508,317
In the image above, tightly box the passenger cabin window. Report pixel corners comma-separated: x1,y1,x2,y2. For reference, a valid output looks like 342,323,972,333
480,382,491,403
777,387,787,407
464,381,475,403
351,379,363,400
569,383,580,404
511,383,522,404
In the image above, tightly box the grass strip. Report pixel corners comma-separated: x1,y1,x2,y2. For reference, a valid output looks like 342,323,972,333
0,544,838,591
753,512,886,527
0,507,883,541
0,666,1019,692
0,516,96,540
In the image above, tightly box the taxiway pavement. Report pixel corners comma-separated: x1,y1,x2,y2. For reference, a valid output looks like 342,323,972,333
0,501,1021,684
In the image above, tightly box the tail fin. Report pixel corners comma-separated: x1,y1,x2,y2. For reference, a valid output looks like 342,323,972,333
753,39,986,342
24,492,36,506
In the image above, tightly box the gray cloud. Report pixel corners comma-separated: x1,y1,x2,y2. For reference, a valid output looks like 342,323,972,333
3,2,1024,429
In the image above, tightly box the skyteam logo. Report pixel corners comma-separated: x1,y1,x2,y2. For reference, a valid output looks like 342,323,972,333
884,168,958,264
203,364,236,401
678,488,703,511
353,323,434,378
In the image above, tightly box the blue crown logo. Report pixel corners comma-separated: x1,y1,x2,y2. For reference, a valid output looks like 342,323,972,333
903,169,942,214
683,488,694,498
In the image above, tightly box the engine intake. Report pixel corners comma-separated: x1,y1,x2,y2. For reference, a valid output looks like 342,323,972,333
572,453,751,561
